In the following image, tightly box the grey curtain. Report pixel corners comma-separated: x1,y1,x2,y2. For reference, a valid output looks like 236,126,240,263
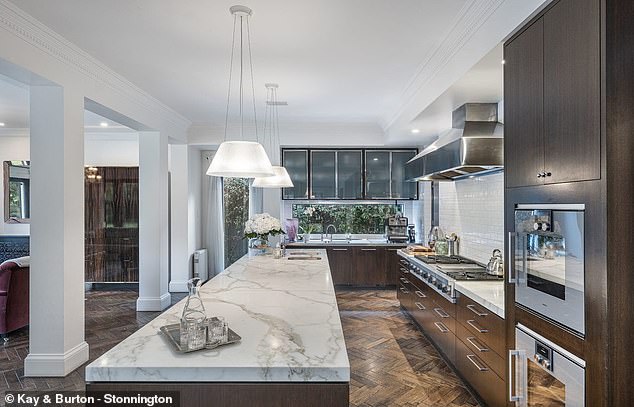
203,151,225,277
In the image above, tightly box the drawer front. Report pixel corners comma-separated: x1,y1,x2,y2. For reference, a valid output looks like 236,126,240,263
397,283,411,309
457,294,505,357
425,314,455,363
455,336,506,407
426,286,457,319
456,322,505,379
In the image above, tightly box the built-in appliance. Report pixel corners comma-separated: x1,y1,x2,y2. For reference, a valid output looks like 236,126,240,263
509,324,585,406
386,215,408,243
404,254,503,303
405,103,504,181
510,204,585,336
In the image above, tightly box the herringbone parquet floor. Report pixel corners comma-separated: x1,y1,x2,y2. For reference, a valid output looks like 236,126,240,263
338,289,480,407
2,288,479,407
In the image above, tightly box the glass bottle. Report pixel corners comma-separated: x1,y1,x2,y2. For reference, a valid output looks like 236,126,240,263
180,278,207,350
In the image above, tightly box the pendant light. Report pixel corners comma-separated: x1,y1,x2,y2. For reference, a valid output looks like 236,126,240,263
253,83,294,188
206,5,274,178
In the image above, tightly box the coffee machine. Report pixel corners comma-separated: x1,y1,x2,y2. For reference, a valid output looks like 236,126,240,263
385,216,408,243
407,225,416,243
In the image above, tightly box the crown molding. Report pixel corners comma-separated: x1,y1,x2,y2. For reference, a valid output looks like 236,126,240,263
0,0,191,134
382,0,506,129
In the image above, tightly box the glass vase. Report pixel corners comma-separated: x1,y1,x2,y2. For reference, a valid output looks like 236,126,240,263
249,236,270,255
180,277,207,351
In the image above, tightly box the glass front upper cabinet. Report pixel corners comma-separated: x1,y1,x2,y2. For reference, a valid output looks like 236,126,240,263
310,150,337,199
391,151,418,199
336,150,363,199
282,150,308,199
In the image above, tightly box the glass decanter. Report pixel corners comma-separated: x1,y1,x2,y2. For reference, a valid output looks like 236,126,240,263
180,277,207,350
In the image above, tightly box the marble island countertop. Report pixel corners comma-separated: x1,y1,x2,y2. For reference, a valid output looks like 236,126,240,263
85,249,350,383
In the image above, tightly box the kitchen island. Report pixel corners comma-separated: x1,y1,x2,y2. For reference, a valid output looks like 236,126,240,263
85,249,350,407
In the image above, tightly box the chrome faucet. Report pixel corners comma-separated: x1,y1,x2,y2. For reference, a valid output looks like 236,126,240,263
325,224,337,242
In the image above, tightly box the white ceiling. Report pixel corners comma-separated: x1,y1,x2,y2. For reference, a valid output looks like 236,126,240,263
408,44,503,145
10,0,470,127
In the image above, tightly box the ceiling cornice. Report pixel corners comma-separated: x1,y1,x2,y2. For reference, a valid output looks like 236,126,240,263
383,0,506,129
0,0,191,134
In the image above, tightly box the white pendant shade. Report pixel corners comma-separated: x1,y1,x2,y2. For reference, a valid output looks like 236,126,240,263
252,166,294,188
206,141,275,178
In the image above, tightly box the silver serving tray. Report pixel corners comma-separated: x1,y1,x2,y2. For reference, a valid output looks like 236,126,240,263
159,318,241,353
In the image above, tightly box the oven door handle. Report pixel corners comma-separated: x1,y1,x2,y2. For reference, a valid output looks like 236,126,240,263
508,232,517,284
509,349,527,406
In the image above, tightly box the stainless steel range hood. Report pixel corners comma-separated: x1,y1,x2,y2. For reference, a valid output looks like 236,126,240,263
405,103,504,181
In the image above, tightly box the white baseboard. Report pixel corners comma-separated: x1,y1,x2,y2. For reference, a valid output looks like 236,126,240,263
136,292,171,311
24,341,89,377
168,280,189,293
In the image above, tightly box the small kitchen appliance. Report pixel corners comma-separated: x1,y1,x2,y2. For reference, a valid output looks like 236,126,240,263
407,225,416,243
486,249,504,277
386,215,408,243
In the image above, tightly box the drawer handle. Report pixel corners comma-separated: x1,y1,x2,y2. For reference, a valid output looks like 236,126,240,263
400,267,410,273
399,260,409,264
467,304,488,317
434,322,449,333
467,319,489,333
361,248,377,251
415,302,425,310
466,354,489,372
434,308,450,318
400,277,410,284
399,287,409,294
415,290,426,298
332,248,348,251
466,336,489,352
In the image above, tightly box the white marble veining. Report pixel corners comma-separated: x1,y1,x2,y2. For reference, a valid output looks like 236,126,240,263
454,281,505,319
86,249,350,383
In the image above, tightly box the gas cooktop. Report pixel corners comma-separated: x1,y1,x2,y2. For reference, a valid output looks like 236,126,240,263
414,254,475,265
443,271,503,281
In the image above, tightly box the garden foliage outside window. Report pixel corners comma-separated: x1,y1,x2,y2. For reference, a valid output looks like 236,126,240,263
291,203,402,235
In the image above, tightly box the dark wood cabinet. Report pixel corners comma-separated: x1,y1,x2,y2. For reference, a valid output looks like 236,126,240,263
385,247,406,286
504,18,544,188
326,247,352,285
351,247,386,287
542,0,600,185
504,0,600,188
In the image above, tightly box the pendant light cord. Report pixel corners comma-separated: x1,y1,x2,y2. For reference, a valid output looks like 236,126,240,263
246,17,259,143
223,16,237,142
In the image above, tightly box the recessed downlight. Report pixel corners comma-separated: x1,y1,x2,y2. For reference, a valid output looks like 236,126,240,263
411,129,420,134
0,122,5,127
99,121,109,128
501,59,506,65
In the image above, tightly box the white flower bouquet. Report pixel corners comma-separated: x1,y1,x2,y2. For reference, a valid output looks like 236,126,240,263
244,213,285,241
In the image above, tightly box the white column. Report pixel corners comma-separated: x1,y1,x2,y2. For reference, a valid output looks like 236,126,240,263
25,85,89,376
168,144,190,292
137,131,171,311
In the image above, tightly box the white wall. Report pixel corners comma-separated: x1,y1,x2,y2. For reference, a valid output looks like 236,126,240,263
0,135,30,235
84,133,139,166
437,172,504,264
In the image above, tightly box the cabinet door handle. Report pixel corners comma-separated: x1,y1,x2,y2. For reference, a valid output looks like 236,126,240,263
466,336,489,352
434,308,450,318
466,354,489,372
508,232,516,284
467,319,488,333
332,248,348,251
415,302,425,310
415,290,426,298
509,349,528,404
434,322,449,333
467,304,488,317
399,287,409,294
361,248,377,251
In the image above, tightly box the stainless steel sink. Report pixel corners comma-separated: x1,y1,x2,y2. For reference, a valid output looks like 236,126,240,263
286,256,322,260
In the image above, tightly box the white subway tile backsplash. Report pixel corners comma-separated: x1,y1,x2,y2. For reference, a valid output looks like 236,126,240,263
438,172,504,265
